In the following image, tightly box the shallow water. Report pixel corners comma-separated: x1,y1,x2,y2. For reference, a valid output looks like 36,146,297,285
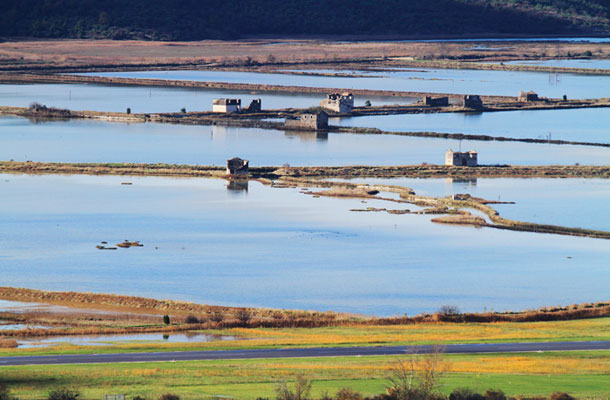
17,332,236,348
2,115,609,166
0,324,49,331
332,177,610,232
0,83,412,114
84,68,610,99
0,173,608,316
488,59,610,70
333,107,610,143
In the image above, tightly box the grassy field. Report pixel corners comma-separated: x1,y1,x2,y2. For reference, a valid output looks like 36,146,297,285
1,352,609,399
2,318,610,357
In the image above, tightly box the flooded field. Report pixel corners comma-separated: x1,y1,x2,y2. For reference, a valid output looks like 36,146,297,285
17,332,236,348
85,68,610,98
333,107,610,143
0,173,608,316
2,115,609,166
488,59,610,69
332,177,610,232
0,83,412,114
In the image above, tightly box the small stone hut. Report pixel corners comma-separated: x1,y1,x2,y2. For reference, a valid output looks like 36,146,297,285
213,98,241,113
320,92,354,113
518,91,540,102
445,149,478,167
423,96,449,107
284,111,329,130
462,95,483,110
226,157,249,175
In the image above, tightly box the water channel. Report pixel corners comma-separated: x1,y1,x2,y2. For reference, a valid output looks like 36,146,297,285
84,68,610,98
2,116,609,166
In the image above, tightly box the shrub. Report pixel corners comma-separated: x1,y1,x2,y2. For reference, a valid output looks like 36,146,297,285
549,393,576,400
484,389,506,400
184,314,199,324
275,375,312,400
236,309,252,326
132,396,147,400
335,388,362,400
180,108,186,113
438,305,460,316
364,100,371,107
450,388,484,400
126,107,131,114
159,395,180,400
163,315,170,325
0,384,15,400
48,388,81,400
209,310,224,323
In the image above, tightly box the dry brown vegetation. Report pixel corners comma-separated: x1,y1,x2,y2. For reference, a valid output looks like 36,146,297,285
0,39,608,73
1,287,609,338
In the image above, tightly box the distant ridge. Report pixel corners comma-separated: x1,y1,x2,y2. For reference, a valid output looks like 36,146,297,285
1,0,610,41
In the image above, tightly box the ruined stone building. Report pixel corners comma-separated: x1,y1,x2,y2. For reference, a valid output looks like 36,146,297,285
518,91,540,102
423,96,449,107
245,99,262,112
445,149,478,167
462,95,483,110
320,92,354,113
284,111,329,130
213,98,241,113
226,157,249,175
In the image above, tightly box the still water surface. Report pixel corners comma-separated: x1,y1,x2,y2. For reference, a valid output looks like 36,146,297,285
2,116,609,166
333,177,610,231
1,174,608,316
488,59,610,70
85,68,610,98
0,83,410,114
333,107,610,143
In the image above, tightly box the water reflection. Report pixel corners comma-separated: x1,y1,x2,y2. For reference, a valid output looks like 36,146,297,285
227,179,249,193
86,69,610,98
284,130,329,141
1,174,609,316
3,115,608,166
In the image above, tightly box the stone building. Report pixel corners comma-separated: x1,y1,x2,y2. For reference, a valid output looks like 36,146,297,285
320,92,354,113
284,111,329,130
462,95,483,110
445,149,478,167
518,91,540,102
423,96,449,107
245,99,262,112
213,98,241,113
226,157,249,175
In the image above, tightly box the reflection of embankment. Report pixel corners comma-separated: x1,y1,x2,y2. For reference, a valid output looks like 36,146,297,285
2,161,606,239
3,104,609,148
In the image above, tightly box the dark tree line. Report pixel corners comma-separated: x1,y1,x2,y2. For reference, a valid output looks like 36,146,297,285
1,0,609,40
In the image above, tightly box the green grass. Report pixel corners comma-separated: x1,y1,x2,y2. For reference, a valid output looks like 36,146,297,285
1,352,609,399
2,317,610,357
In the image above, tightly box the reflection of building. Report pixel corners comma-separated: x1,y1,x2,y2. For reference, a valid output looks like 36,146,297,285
284,111,328,130
445,149,478,166
226,157,249,175
320,92,354,113
227,180,249,192
445,177,477,186
213,98,241,113
284,130,328,141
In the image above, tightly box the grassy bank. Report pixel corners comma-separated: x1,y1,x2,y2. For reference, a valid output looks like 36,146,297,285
1,352,609,399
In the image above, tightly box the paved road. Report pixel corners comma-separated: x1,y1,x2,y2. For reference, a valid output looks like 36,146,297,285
0,341,609,366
